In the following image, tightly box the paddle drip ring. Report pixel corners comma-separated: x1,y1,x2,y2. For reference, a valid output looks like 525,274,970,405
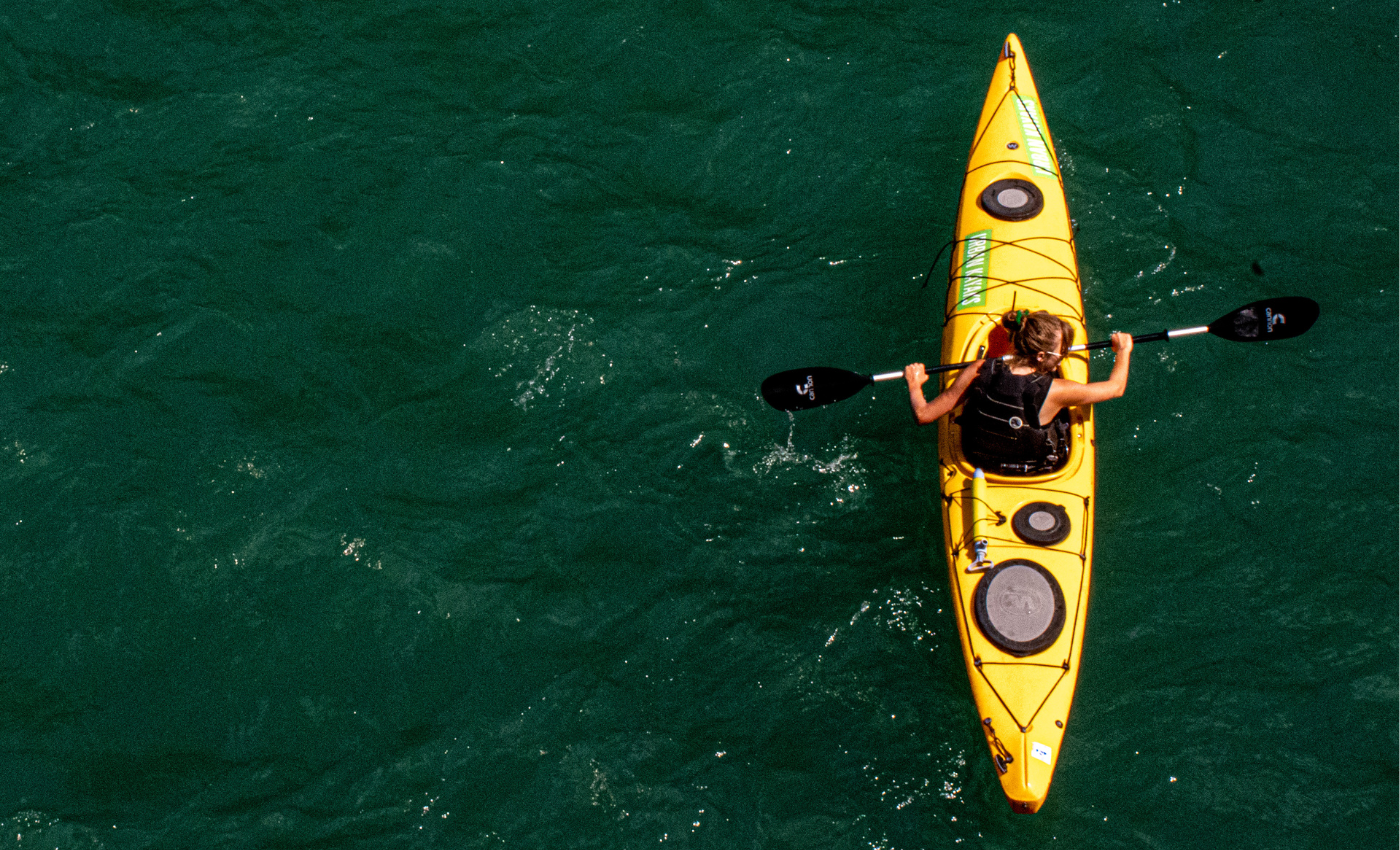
1012,502,1071,546
973,559,1066,656
980,179,1044,221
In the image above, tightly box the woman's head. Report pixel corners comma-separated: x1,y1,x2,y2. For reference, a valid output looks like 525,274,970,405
1001,309,1074,373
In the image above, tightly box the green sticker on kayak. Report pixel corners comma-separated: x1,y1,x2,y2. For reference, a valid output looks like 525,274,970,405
955,229,992,310
1014,95,1057,176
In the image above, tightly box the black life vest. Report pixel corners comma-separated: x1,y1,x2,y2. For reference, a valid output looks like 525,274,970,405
958,358,1070,474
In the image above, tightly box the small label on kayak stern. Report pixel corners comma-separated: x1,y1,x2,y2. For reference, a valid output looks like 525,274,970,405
955,229,992,310
1031,742,1052,765
1013,95,1057,176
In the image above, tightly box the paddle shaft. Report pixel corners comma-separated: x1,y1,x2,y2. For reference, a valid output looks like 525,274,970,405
868,325,1211,384
762,297,1316,412
1072,325,1209,351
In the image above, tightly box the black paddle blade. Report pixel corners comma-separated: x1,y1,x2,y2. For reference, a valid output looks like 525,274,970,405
1208,296,1319,342
761,367,874,411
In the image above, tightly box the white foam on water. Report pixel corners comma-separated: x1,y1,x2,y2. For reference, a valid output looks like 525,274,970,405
1,811,103,846
476,306,611,411
751,429,867,509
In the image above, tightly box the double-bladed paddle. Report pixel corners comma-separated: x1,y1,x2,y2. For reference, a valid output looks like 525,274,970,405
760,296,1319,412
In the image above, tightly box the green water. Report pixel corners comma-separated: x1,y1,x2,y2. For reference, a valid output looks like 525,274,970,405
1,2,1395,848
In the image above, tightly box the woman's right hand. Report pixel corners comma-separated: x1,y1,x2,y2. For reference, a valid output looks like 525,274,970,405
1110,332,1133,355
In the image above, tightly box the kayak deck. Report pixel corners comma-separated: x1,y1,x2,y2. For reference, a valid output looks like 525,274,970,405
937,34,1095,814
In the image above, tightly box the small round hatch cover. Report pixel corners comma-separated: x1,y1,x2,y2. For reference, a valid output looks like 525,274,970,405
1012,501,1071,546
980,179,1044,221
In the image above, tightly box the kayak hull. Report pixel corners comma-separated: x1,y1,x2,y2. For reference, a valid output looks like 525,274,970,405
938,34,1095,814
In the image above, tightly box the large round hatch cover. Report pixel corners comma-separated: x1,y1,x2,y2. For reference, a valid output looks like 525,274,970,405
973,559,1065,656
1012,502,1071,546
980,179,1044,221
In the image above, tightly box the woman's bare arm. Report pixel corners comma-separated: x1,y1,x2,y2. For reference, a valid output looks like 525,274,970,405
1041,333,1133,421
905,360,983,425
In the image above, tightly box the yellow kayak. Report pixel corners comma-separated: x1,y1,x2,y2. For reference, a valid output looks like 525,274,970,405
938,34,1094,814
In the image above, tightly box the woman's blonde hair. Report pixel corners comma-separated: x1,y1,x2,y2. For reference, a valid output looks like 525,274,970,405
1000,309,1074,372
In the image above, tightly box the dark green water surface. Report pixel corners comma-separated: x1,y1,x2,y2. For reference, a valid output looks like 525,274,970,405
1,2,1396,847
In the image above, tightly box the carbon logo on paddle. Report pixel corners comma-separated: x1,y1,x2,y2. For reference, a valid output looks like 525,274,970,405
795,376,816,400
956,230,992,310
1265,307,1286,332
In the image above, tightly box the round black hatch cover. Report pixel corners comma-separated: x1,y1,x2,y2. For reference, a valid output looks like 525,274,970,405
1012,501,1071,546
973,559,1066,656
980,179,1044,221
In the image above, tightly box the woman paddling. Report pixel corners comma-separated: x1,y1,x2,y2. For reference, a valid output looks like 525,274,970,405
904,309,1133,475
